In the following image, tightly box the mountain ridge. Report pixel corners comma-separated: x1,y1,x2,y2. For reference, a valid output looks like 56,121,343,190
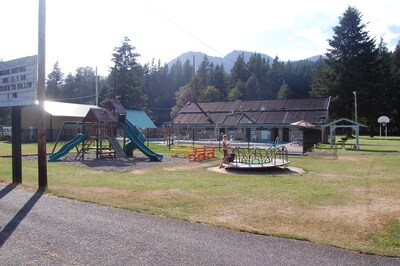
167,50,322,71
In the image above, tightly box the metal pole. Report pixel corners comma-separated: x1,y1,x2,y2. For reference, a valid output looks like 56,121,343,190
37,0,47,189
353,91,357,123
192,127,195,146
95,67,99,106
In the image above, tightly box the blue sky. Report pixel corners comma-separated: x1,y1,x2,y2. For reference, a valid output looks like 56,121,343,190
1,0,399,76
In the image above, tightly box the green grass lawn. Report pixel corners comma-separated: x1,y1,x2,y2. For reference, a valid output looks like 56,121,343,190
0,141,58,156
315,135,400,152
1,139,399,257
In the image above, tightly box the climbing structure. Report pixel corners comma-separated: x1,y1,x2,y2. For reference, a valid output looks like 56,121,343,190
48,99,162,162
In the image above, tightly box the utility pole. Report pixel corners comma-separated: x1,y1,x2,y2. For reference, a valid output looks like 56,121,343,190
192,55,196,102
113,64,117,100
37,0,47,189
353,91,358,123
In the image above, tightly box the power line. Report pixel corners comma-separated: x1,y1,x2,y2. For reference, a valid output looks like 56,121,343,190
51,95,96,102
143,3,236,65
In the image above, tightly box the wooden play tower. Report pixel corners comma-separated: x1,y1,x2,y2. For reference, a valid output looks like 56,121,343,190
82,100,127,159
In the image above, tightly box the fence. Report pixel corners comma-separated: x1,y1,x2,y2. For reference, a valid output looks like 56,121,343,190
18,126,312,155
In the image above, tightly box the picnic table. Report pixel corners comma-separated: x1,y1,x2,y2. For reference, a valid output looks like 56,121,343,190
170,146,194,158
336,138,347,149
171,145,216,161
188,146,216,162
336,138,357,149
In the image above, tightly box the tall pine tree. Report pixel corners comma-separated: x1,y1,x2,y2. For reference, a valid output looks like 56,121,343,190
110,37,147,110
312,6,379,131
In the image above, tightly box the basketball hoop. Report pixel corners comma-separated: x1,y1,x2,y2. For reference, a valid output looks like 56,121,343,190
378,116,390,140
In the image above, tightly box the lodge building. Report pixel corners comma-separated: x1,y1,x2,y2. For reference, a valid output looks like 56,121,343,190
173,97,331,145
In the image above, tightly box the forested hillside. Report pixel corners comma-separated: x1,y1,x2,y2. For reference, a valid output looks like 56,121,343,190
1,6,399,134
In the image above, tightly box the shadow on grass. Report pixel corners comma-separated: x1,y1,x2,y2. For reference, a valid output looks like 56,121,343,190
0,188,43,249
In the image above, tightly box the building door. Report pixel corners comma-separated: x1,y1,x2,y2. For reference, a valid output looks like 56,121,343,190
272,128,279,141
283,127,290,142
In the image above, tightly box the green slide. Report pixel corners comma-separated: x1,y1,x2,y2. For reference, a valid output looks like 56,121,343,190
121,122,163,161
126,119,146,143
48,134,87,162
123,119,146,156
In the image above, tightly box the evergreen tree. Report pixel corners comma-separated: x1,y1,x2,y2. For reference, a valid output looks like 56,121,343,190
229,53,249,88
182,59,194,86
312,6,379,131
201,85,222,102
277,81,291,99
197,55,210,91
266,56,284,99
170,84,195,118
375,38,394,117
46,61,64,100
390,40,400,132
227,80,245,101
169,59,183,90
244,74,261,100
247,53,270,98
110,37,147,110
211,64,227,98
285,60,314,98
63,73,76,102
74,67,96,104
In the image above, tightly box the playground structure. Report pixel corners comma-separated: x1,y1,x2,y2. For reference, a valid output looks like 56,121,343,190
223,145,290,169
48,100,163,162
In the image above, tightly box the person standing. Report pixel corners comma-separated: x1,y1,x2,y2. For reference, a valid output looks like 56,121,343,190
220,134,229,168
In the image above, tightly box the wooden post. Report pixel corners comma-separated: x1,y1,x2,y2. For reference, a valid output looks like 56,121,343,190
11,106,22,184
37,0,47,189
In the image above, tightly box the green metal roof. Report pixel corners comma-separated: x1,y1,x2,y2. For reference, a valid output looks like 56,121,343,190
126,110,156,128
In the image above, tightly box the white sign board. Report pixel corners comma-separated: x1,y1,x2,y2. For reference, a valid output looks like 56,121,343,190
0,55,38,107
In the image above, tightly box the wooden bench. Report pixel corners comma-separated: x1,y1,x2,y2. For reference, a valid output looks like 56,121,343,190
188,146,216,162
171,146,194,158
205,146,216,159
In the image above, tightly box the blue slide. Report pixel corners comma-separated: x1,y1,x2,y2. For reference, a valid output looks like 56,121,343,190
121,122,163,161
48,134,87,162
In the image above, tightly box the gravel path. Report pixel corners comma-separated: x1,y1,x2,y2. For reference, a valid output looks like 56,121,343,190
25,152,188,172
1,184,399,265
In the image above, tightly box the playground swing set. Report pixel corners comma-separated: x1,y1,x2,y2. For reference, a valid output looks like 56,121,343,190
48,100,163,162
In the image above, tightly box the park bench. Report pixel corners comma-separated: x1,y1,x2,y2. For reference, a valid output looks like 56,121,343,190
170,146,194,158
188,146,216,162
336,137,348,149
